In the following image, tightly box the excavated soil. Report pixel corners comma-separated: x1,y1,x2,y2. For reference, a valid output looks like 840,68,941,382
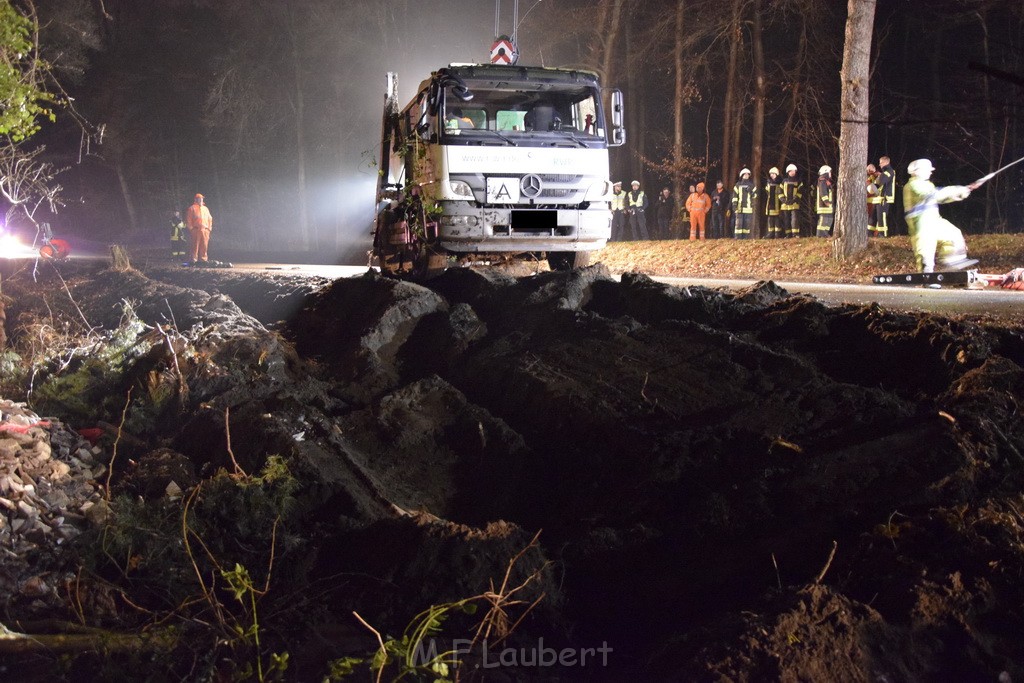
1,256,1024,681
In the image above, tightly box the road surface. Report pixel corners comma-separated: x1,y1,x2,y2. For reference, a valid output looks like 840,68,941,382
223,262,1021,320
655,275,1022,319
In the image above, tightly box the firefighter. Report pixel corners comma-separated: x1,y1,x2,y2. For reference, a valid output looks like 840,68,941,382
764,167,782,239
876,155,896,237
815,166,834,237
709,180,727,239
903,158,975,273
731,168,756,239
610,181,627,241
685,182,711,240
867,163,884,236
185,193,214,265
780,164,803,238
169,210,187,260
627,180,649,240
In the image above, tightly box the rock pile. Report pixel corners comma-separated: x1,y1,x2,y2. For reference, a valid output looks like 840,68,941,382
0,399,104,604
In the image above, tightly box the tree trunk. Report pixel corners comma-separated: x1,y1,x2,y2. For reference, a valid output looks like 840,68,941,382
976,11,998,231
777,16,808,173
597,0,625,181
721,0,741,187
751,0,766,237
834,0,876,262
599,0,625,88
625,16,645,188
672,0,686,237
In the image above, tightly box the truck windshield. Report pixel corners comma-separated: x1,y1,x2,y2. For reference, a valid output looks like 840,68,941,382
443,83,604,146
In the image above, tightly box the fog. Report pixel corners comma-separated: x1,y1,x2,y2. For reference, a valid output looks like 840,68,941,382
44,1,565,264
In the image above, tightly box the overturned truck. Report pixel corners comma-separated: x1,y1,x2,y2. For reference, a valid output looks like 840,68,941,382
372,63,625,277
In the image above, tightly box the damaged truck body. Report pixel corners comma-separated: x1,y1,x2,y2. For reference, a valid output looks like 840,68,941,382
373,63,625,277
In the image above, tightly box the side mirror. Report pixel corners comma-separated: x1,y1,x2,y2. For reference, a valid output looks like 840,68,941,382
609,89,625,147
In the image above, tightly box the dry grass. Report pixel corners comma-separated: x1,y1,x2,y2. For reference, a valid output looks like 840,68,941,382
591,234,1024,284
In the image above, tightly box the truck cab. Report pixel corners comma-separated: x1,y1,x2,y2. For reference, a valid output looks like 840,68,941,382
374,63,624,276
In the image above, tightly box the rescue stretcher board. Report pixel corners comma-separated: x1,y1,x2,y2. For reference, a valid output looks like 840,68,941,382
872,270,1007,288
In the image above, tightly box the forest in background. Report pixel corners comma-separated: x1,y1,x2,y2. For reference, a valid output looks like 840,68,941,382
19,0,1024,261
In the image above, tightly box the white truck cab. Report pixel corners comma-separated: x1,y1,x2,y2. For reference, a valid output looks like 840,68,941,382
373,63,625,276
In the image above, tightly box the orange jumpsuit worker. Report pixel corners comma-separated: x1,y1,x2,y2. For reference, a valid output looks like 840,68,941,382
185,193,213,265
685,182,711,240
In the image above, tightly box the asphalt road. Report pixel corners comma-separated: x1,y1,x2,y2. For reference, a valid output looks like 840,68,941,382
222,262,1021,321
655,275,1022,320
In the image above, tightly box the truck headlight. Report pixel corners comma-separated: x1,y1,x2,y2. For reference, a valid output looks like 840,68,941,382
449,180,474,198
584,180,612,201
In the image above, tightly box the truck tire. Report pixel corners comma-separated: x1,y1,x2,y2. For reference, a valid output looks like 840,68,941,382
548,251,590,271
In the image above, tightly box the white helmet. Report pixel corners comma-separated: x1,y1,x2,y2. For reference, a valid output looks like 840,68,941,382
786,164,797,173
739,167,751,177
908,158,934,178
819,165,832,176
769,167,780,176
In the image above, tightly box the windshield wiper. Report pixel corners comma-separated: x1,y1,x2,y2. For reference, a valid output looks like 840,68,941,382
557,130,590,148
471,129,518,146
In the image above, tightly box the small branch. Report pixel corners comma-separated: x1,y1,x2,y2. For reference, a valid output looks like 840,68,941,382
352,611,387,683
104,387,133,501
224,406,247,478
0,626,176,655
814,540,838,585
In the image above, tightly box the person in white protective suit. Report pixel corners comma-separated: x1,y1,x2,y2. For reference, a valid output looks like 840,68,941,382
903,159,977,273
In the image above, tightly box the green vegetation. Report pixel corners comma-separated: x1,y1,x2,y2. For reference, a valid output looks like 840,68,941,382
0,1,56,141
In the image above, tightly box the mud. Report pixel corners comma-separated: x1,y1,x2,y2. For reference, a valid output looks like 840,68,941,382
1,256,1023,681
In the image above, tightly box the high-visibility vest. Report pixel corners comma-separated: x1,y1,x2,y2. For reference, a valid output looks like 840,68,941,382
685,192,710,215
187,203,213,230
611,191,626,211
628,190,646,210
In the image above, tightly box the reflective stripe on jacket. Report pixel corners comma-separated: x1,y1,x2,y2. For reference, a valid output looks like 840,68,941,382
685,191,710,214
186,203,213,231
780,179,803,210
879,166,896,203
816,177,833,214
764,180,781,216
732,181,756,214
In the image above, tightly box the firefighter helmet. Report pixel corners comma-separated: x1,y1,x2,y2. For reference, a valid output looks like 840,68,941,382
786,164,797,173
908,158,934,178
631,180,640,186
739,168,751,177
769,167,779,176
194,193,204,200
818,165,832,176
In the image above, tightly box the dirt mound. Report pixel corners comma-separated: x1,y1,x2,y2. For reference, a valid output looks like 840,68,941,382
1,258,1023,680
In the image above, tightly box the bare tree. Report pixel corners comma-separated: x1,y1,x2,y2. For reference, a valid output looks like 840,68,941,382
0,142,65,227
834,0,876,261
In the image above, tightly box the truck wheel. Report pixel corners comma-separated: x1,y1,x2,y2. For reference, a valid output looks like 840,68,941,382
548,251,590,271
